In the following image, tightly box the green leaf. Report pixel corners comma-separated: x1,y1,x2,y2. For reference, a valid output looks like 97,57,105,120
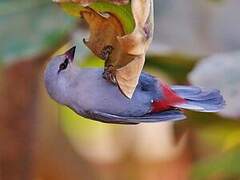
61,2,135,33
191,149,240,179
0,0,75,63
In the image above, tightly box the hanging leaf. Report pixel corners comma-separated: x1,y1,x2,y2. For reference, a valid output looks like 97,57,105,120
81,8,135,68
60,2,134,33
117,0,154,55
57,0,154,98
113,0,154,98
54,0,129,5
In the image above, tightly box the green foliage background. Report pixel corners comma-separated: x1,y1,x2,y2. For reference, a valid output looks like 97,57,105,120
1,1,240,179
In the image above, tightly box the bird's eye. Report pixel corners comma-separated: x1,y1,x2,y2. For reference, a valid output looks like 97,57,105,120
58,58,69,73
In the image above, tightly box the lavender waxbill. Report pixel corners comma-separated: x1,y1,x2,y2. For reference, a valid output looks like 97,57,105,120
44,47,225,124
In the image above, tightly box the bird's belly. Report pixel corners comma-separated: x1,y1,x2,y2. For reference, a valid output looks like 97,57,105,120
73,77,150,116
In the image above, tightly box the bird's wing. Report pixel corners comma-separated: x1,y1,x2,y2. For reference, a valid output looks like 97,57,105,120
86,109,185,125
81,0,154,99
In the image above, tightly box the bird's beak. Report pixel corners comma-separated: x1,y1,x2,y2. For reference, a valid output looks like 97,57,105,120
65,46,76,62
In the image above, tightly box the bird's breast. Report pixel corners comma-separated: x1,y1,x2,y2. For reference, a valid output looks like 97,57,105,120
69,69,151,116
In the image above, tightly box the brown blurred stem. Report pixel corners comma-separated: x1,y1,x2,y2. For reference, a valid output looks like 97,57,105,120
0,49,53,179
0,40,62,179
0,57,43,179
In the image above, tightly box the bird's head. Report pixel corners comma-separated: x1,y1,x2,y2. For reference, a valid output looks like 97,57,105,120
47,46,76,75
44,46,76,104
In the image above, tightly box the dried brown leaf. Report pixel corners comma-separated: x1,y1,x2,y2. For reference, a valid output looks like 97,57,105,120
79,0,153,98
117,0,154,55
116,0,154,98
115,55,145,98
82,8,135,69
53,0,129,5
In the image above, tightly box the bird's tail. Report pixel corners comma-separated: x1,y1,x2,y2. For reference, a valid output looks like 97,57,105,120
171,86,225,112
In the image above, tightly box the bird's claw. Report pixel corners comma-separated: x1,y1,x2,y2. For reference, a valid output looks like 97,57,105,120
102,65,117,84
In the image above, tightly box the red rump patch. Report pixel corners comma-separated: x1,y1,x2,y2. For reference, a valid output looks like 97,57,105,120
151,83,186,112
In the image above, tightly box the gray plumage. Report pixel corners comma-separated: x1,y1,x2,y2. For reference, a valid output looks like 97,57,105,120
44,47,225,124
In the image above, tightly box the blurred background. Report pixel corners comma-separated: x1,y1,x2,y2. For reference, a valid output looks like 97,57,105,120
0,0,240,179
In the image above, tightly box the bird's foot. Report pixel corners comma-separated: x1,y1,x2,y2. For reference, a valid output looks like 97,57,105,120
102,65,117,84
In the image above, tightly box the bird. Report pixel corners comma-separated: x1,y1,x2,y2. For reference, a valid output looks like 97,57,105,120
44,46,225,124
